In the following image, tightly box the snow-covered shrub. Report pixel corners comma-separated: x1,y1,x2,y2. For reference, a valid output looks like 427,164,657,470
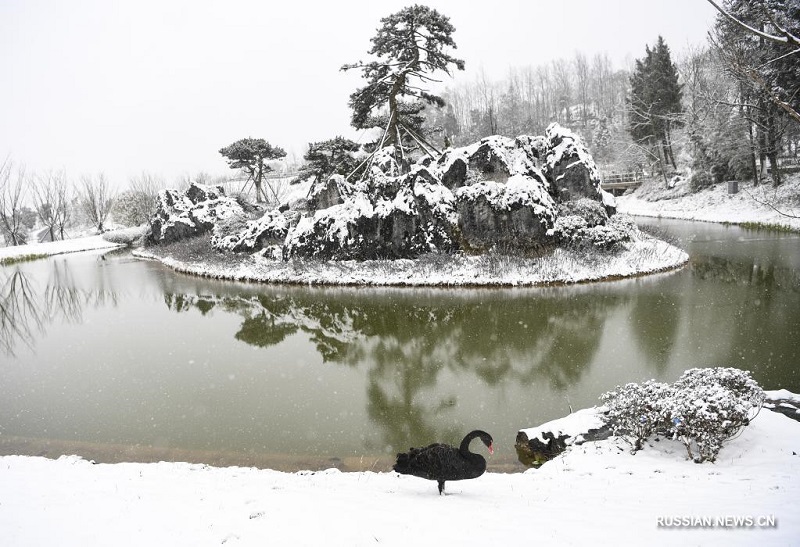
583,223,628,250
666,367,764,462
548,215,589,245
113,190,158,227
557,198,608,227
675,367,765,410
548,209,636,251
601,367,764,462
601,380,672,451
690,170,713,192
663,382,754,463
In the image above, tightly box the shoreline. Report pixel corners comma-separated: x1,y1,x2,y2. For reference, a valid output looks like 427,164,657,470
616,175,800,232
131,236,689,288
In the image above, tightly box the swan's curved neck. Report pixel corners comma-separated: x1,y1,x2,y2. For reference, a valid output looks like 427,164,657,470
459,431,482,454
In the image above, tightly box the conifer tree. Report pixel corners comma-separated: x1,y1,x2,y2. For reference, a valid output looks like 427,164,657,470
219,138,286,203
341,5,464,174
628,36,683,172
294,137,361,185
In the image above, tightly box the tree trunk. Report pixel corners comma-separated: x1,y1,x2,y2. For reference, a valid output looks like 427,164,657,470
255,162,264,203
766,110,782,186
768,153,781,187
747,118,759,186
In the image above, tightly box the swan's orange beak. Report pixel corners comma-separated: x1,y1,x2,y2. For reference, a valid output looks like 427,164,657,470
488,443,494,455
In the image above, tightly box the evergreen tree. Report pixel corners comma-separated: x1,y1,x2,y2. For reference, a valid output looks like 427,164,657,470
341,5,464,172
219,138,286,203
709,0,800,185
294,137,361,185
628,36,683,173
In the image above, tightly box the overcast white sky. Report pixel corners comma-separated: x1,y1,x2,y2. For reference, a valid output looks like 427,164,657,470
1,0,718,187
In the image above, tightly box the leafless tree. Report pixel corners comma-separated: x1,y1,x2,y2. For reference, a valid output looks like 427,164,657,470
112,171,164,226
0,158,30,246
574,52,591,127
79,173,115,233
53,172,73,240
551,58,573,123
32,169,71,241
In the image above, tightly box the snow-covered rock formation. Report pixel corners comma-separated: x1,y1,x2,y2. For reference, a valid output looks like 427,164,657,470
148,183,246,245
147,124,619,261
281,123,614,260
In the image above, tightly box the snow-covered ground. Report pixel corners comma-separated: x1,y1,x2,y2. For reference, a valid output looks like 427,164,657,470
617,174,800,231
133,236,688,287
1,407,796,546
0,234,123,262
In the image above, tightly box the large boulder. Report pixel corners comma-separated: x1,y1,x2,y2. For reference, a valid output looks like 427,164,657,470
437,135,543,190
211,209,291,253
284,134,565,260
542,123,603,203
454,175,555,251
148,183,245,244
308,174,352,211
284,166,458,260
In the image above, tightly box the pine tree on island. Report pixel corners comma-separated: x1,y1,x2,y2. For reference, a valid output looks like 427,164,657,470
341,5,465,177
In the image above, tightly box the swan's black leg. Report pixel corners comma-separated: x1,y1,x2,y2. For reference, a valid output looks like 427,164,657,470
438,480,445,495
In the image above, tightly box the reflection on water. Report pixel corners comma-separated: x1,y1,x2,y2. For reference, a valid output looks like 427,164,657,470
161,288,620,456
1,257,119,355
1,222,799,470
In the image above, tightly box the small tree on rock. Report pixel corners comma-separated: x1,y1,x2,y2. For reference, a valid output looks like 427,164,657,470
342,5,465,175
219,138,287,203
294,137,361,185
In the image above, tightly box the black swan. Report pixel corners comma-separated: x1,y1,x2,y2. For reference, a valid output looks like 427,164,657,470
393,430,494,494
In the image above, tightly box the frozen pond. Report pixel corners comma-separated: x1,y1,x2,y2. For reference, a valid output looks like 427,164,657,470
1,219,799,471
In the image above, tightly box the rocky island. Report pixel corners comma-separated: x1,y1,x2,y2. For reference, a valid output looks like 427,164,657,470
139,124,687,286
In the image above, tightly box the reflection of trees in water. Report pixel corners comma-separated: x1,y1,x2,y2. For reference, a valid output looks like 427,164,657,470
629,292,680,374
235,313,298,347
689,254,800,391
163,288,620,449
0,259,119,356
691,255,800,293
0,270,41,354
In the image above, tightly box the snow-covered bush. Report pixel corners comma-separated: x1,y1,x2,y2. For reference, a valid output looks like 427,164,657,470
548,208,636,251
601,380,672,451
674,367,765,409
666,367,764,462
601,367,764,462
557,198,608,227
663,383,754,463
690,170,713,192
112,190,157,227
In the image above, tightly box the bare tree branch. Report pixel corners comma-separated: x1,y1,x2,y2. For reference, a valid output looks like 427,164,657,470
705,0,800,47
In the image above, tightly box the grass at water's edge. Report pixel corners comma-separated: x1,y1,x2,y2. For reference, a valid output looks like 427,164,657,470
726,221,800,234
134,235,689,288
0,253,50,266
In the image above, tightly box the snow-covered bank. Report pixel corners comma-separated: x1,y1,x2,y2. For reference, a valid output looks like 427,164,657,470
0,235,123,262
133,236,688,287
617,175,800,231
1,409,797,546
